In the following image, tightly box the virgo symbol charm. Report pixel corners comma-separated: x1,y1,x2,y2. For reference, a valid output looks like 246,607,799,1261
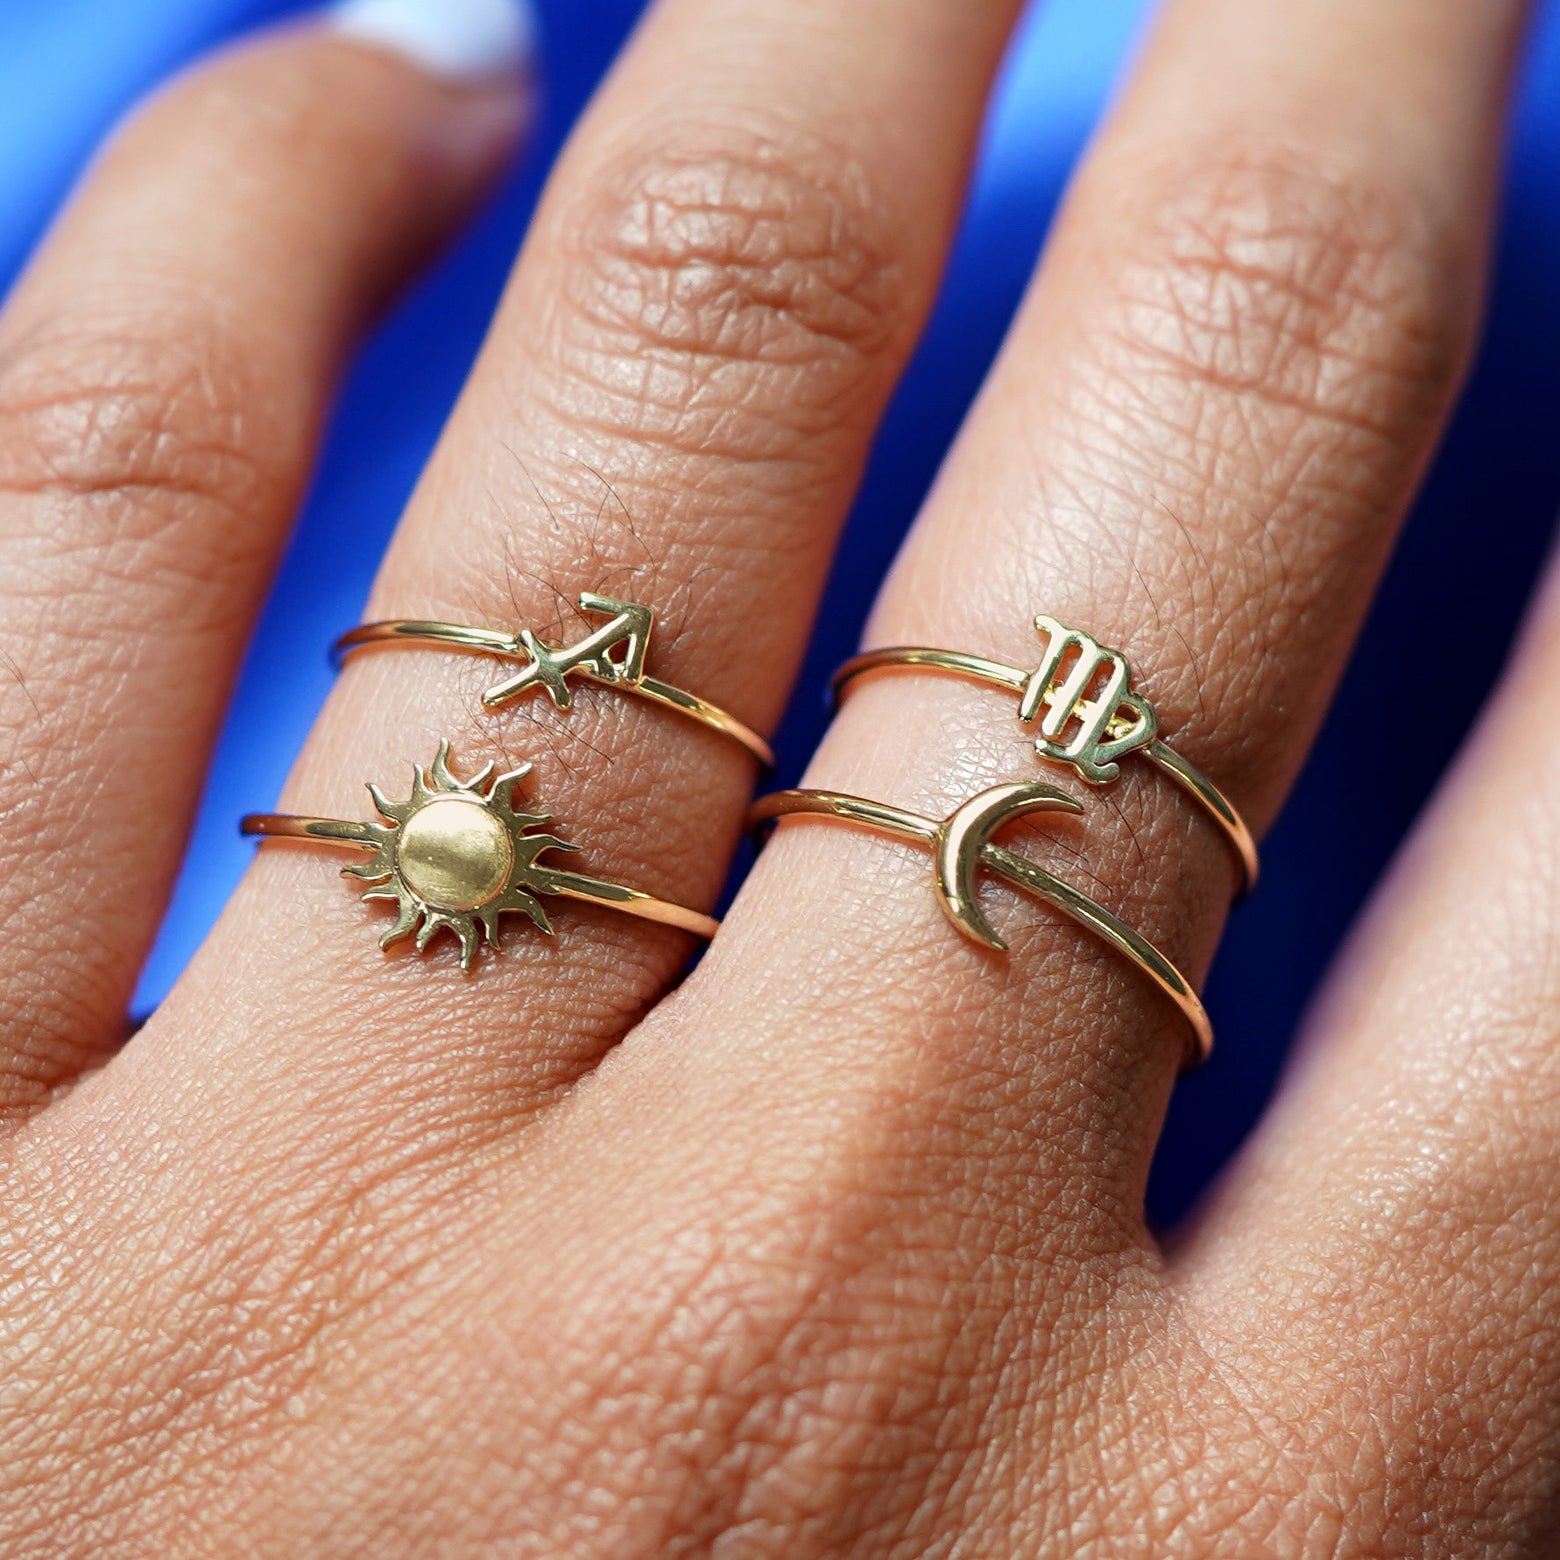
1017,616,1158,783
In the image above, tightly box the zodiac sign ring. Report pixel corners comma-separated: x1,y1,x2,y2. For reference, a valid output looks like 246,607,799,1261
243,742,717,968
833,615,1257,892
751,782,1212,1065
337,592,772,767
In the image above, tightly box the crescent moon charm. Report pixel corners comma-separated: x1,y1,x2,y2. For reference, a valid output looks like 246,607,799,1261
747,784,1213,1065
932,782,1083,951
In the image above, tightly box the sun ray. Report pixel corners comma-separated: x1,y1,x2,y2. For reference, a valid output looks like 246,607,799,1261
428,740,456,790
368,783,407,824
520,832,576,858
378,891,422,951
493,884,552,933
431,739,497,798
488,764,533,802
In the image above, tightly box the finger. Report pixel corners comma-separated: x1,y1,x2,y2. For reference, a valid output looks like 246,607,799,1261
1175,557,1560,1542
139,0,1027,1121
0,15,526,1109
700,0,1529,1220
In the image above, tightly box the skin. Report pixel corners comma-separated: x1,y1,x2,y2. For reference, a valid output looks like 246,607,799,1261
0,0,1552,1552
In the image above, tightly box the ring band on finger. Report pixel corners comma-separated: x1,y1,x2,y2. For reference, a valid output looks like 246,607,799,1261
749,781,1212,1066
242,740,718,969
832,614,1257,891
336,592,774,766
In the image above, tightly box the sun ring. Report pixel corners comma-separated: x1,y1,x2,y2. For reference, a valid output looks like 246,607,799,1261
242,741,717,968
750,783,1212,1067
336,591,772,767
832,615,1257,893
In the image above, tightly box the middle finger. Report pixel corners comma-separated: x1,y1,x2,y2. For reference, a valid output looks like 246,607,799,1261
131,0,1026,1123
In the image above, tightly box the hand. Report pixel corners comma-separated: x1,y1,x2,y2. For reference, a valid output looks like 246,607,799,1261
0,0,1551,1552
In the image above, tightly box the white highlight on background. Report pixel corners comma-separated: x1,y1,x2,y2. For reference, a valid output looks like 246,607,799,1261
330,0,535,81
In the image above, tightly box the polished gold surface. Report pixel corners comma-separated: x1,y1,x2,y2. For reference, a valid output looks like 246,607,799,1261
832,616,1258,892
242,741,717,966
750,783,1212,1067
336,592,773,766
395,795,515,913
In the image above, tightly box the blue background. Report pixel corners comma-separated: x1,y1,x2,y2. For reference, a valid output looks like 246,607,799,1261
2,0,1558,1224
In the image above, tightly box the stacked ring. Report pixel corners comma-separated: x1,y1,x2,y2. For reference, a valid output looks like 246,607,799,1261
750,781,1211,1066
833,614,1257,891
248,592,1215,1059
243,741,716,969
336,591,772,766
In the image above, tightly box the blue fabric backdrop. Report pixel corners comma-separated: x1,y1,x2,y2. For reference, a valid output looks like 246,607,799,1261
2,0,1558,1223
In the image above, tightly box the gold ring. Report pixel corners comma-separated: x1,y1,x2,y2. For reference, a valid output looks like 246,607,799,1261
832,615,1257,892
750,782,1211,1066
336,592,773,767
243,741,717,968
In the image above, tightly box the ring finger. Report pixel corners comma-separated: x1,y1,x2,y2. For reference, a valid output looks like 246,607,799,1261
698,0,1528,1234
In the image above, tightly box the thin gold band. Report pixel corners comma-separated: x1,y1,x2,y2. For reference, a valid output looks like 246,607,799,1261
243,815,717,941
336,593,772,767
750,784,1212,1067
241,741,717,969
832,641,1257,892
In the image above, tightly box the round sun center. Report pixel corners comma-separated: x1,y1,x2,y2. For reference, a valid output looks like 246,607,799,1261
395,795,515,912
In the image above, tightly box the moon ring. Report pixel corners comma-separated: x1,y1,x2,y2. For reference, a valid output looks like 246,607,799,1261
749,785,1212,1067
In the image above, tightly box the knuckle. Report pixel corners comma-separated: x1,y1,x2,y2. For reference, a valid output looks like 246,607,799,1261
1040,138,1475,781
1102,136,1465,443
0,319,273,587
542,130,904,460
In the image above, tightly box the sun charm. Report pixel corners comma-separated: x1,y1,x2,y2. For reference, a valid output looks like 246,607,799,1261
243,741,719,966
338,741,578,968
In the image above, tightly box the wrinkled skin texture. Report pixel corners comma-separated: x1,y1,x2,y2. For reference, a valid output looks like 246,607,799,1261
0,0,1555,1554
